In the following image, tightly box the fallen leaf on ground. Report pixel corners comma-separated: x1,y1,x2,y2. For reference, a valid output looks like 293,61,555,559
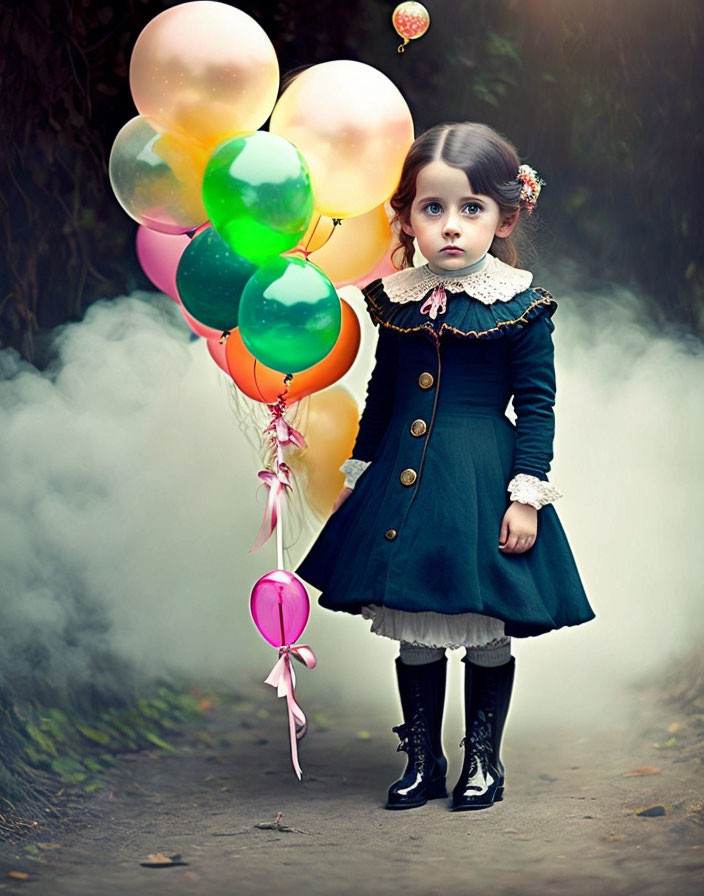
635,805,667,817
623,766,661,776
667,721,687,733
140,852,189,867
8,871,30,880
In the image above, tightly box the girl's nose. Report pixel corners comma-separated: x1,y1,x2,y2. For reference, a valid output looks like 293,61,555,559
443,214,461,237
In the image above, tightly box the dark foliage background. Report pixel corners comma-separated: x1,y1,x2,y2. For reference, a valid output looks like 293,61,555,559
1,0,702,362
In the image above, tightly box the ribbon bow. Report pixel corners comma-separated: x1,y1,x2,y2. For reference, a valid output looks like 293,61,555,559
264,644,318,779
250,464,293,553
419,285,447,320
264,415,308,451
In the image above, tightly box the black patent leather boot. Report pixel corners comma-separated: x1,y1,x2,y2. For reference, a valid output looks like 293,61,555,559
451,655,515,811
385,655,448,810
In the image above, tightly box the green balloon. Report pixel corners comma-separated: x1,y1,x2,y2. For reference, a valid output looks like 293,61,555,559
176,228,257,332
238,256,341,374
202,131,314,265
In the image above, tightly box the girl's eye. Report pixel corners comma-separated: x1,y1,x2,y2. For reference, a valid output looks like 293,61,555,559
421,201,483,216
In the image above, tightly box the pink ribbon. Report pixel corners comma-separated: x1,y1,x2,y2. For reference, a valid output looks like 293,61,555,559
420,285,447,320
250,464,293,553
264,645,318,779
264,415,308,451
249,402,307,553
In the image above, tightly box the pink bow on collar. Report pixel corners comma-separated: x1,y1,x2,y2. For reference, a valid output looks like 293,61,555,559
419,285,448,320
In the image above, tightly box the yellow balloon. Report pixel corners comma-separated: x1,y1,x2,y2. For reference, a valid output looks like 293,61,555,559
308,203,392,286
270,60,414,218
297,213,336,255
129,1,280,154
288,386,360,519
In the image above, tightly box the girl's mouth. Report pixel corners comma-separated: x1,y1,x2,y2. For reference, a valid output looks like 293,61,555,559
441,247,463,254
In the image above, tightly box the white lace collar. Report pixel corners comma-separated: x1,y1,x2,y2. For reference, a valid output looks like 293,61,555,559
380,253,533,306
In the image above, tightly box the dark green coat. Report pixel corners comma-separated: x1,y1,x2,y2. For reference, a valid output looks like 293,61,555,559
295,278,595,638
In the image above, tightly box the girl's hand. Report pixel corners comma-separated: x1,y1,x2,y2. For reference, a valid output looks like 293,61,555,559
498,501,537,553
331,486,353,514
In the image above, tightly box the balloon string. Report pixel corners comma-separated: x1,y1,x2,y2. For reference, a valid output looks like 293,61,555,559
274,376,293,570
277,598,286,646
252,360,268,403
302,214,322,255
276,436,284,570
250,376,306,554
300,214,341,258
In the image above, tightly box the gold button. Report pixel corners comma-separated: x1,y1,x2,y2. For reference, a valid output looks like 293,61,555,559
410,419,427,437
400,468,417,486
384,529,397,540
418,372,434,389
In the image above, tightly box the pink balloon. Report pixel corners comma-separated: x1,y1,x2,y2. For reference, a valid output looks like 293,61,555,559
135,226,191,300
206,337,230,374
250,571,310,648
177,299,224,340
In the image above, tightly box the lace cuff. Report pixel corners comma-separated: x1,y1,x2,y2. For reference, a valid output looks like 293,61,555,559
340,458,371,490
507,473,563,509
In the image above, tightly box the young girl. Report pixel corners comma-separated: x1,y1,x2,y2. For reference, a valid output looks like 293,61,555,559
294,121,595,812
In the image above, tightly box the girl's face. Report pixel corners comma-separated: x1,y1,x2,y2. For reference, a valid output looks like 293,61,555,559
402,161,518,271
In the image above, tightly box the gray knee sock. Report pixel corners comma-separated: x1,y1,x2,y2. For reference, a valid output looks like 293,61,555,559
399,641,446,665
464,637,512,667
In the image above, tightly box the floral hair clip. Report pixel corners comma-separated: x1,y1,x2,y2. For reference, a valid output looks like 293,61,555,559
516,164,545,215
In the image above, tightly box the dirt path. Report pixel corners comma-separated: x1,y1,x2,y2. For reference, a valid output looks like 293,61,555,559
1,685,702,895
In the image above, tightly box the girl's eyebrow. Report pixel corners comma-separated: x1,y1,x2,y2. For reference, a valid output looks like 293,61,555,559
416,194,485,203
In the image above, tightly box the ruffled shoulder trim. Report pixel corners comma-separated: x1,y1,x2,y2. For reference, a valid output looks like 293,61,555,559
381,255,532,305
361,278,557,341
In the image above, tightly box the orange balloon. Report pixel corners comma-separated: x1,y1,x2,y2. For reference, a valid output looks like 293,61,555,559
307,203,391,285
225,299,361,403
287,386,360,519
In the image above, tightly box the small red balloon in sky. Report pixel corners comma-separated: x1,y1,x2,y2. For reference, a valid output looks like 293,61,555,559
392,2,431,53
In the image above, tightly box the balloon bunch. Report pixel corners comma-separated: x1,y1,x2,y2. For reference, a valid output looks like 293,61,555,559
108,0,415,777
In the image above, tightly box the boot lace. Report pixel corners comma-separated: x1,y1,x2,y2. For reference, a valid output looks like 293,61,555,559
392,713,430,768
458,709,493,777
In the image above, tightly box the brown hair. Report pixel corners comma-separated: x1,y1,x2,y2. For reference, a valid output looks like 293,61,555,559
388,122,533,270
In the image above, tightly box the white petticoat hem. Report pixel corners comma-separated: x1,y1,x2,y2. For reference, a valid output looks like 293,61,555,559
361,604,507,649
